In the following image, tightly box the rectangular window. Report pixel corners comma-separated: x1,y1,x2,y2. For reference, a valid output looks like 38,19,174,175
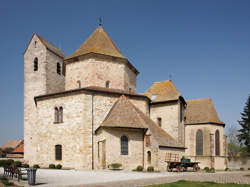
157,118,162,127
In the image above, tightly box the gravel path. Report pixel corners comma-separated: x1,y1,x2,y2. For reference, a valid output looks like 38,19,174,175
1,168,250,187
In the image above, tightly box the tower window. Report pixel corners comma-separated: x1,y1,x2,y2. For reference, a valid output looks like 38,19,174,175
55,145,62,160
34,57,38,71
57,63,61,75
34,41,37,48
55,107,63,123
105,81,110,88
77,80,81,88
121,136,128,155
157,118,162,127
180,102,184,122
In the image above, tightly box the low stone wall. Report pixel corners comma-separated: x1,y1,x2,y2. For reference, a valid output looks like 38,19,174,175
228,157,250,170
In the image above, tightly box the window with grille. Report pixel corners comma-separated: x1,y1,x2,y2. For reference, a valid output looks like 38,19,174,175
121,136,128,155
215,130,220,156
34,57,38,71
196,129,203,156
55,145,62,160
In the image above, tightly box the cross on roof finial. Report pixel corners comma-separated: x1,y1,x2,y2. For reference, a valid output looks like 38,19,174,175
99,17,102,26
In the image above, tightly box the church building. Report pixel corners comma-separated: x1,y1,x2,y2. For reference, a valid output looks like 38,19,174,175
23,25,227,170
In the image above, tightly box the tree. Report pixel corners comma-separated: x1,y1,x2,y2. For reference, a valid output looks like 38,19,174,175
237,94,250,152
226,125,241,157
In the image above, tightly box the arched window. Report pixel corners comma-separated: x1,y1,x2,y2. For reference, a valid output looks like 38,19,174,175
147,151,151,164
77,80,81,88
57,63,61,75
59,107,63,123
121,136,128,155
105,81,110,88
215,130,220,156
34,57,38,71
157,117,162,127
55,107,59,123
55,145,62,160
196,129,203,156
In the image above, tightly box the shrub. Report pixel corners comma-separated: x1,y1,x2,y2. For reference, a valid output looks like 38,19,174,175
110,163,122,169
49,164,56,169
56,164,62,169
147,166,154,172
23,164,29,168
136,165,144,171
13,161,22,167
204,167,210,172
225,168,229,171
248,168,250,170
209,168,215,173
240,167,244,171
33,164,40,168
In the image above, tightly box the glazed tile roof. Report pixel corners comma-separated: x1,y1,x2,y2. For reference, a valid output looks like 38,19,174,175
36,34,65,58
144,80,182,103
99,95,184,148
65,26,125,60
185,98,225,125
1,140,23,149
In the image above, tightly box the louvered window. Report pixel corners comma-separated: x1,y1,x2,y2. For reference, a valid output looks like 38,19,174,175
34,57,38,71
196,129,203,156
215,130,220,156
55,145,62,160
121,136,128,155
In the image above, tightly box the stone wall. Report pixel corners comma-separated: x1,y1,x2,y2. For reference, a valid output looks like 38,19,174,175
65,56,136,92
150,101,184,143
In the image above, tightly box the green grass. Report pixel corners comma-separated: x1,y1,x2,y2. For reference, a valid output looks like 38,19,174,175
147,180,250,187
245,174,250,177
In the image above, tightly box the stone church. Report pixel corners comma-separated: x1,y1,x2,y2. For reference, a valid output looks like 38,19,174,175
24,25,227,171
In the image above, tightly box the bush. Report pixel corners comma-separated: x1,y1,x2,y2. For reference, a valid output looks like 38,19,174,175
110,163,122,169
56,164,62,169
209,168,215,173
240,167,244,171
23,164,29,168
49,164,56,169
225,168,229,171
248,168,250,170
204,167,210,172
147,166,154,172
136,165,144,171
13,161,22,167
33,164,40,168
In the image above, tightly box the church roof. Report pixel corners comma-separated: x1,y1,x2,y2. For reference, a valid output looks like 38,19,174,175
144,80,183,103
12,144,24,153
36,34,65,58
1,140,23,150
185,98,225,125
65,26,125,60
98,95,184,148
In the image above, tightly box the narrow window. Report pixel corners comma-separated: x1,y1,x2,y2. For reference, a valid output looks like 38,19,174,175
54,107,59,123
34,57,38,71
145,135,150,146
180,102,183,122
105,81,110,88
121,136,128,155
77,80,81,88
57,63,61,75
196,129,203,156
157,118,162,127
34,41,37,48
59,107,63,123
215,130,220,156
147,151,151,164
55,145,62,160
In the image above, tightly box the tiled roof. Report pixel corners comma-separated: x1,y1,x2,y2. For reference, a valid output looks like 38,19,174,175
1,140,23,149
144,80,182,103
65,26,125,60
99,95,184,148
36,34,65,58
185,98,225,125
12,144,24,153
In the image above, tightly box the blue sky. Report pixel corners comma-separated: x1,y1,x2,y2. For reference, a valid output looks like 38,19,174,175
0,0,249,145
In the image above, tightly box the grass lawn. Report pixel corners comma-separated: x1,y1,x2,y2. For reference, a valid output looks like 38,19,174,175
147,180,250,187
0,176,21,187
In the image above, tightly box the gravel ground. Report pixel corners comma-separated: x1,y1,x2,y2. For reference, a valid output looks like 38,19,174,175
1,168,250,187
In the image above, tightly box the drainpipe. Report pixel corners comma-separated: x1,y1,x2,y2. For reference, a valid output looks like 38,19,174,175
92,94,94,170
